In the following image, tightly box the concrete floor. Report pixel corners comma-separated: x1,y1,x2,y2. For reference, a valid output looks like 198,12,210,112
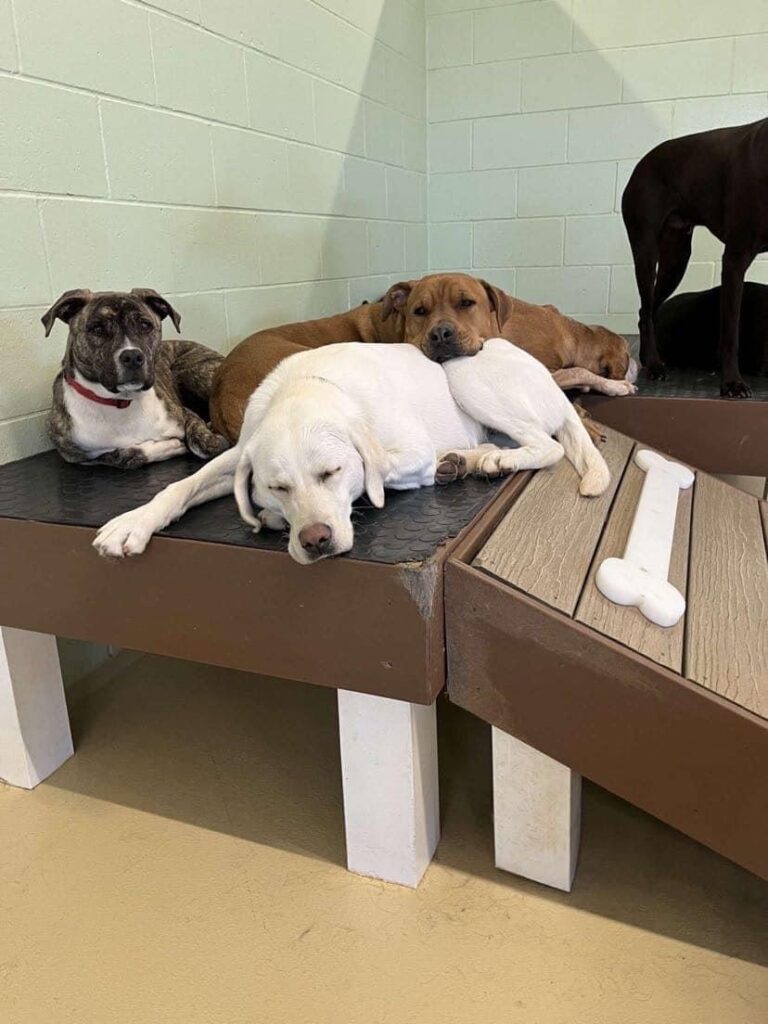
2,654,766,1024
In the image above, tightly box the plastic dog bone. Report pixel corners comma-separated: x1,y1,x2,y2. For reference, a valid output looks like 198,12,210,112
596,450,694,628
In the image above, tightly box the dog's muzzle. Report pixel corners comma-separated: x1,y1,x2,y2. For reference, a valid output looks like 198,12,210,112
426,321,462,363
116,348,152,390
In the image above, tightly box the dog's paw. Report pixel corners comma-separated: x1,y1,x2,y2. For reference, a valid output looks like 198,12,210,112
187,428,231,460
93,510,155,558
720,379,752,399
645,362,667,381
436,451,467,485
258,509,287,531
602,379,637,397
476,450,518,479
119,448,149,470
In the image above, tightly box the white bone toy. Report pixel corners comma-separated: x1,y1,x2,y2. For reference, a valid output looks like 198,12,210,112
596,450,694,628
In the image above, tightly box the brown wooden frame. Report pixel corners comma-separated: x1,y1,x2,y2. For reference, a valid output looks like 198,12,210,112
581,394,767,476
445,552,768,880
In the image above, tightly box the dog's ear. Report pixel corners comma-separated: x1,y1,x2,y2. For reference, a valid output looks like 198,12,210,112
130,288,182,333
349,422,389,508
381,281,415,321
234,456,263,531
41,289,93,337
479,280,512,330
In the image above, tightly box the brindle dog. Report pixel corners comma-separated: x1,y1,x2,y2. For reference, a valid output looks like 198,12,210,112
44,288,229,468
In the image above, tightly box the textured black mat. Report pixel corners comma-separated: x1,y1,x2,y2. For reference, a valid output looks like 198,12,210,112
633,366,768,400
622,336,768,399
0,451,506,565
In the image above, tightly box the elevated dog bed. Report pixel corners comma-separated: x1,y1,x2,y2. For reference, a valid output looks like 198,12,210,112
446,427,768,881
581,365,768,476
1,425,765,888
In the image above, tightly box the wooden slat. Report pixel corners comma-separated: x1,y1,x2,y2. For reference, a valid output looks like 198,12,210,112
575,449,692,672
686,475,768,719
474,428,633,615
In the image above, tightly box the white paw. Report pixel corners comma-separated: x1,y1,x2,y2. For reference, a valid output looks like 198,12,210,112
93,509,156,558
258,509,287,531
603,379,637,397
477,450,519,478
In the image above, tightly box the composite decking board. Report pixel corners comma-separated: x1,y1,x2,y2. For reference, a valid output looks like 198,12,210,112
575,449,692,673
686,475,768,720
473,428,634,616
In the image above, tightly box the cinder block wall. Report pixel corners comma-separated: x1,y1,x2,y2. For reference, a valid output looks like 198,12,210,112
0,0,426,462
427,0,768,331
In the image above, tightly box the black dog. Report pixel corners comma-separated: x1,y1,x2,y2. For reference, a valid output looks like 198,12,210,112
622,117,768,398
656,282,768,377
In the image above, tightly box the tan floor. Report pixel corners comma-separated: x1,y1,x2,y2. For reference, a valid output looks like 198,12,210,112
2,654,766,1024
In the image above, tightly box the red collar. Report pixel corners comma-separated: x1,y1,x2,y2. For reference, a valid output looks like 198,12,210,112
66,375,133,410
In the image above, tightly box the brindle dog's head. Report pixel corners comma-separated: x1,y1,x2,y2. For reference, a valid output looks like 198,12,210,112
381,274,510,362
42,288,181,393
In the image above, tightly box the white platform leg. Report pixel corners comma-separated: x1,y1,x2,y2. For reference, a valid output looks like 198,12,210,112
338,690,439,888
0,626,74,789
492,727,581,892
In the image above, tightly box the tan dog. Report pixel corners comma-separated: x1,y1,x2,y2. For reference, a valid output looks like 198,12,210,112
211,274,634,442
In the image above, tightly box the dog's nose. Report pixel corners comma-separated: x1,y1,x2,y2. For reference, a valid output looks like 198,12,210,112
119,349,145,370
299,522,333,558
428,321,457,348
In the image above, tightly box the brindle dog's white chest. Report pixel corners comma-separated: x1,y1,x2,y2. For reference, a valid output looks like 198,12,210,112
65,383,183,458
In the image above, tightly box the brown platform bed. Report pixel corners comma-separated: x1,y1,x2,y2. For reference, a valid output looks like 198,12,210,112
0,386,766,890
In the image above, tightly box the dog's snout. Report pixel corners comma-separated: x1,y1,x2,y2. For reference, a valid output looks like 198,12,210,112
428,321,457,347
299,522,333,558
119,349,145,370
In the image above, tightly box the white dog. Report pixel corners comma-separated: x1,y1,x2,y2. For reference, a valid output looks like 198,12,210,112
94,338,612,565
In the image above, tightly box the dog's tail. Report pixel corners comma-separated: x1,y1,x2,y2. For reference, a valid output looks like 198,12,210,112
555,405,610,497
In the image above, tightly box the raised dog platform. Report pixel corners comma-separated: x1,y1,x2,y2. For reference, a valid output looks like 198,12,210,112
581,366,768,476
446,428,768,884
1,425,766,890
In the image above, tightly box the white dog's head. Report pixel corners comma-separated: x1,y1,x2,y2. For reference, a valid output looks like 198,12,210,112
234,380,389,564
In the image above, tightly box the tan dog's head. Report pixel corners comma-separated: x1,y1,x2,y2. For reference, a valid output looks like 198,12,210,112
583,325,637,381
381,274,510,363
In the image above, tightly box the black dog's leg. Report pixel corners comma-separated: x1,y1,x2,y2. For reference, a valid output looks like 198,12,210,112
719,248,752,398
653,223,692,313
632,245,666,379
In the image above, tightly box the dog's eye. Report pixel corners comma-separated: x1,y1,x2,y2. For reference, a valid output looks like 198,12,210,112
413,306,428,316
269,484,290,494
459,298,476,308
89,322,107,335
138,318,153,332
319,467,341,483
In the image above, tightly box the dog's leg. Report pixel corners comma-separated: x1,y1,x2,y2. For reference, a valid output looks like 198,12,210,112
183,409,231,460
653,223,692,313
551,367,636,396
574,402,606,445
632,245,665,379
435,444,499,484
94,447,241,557
719,248,753,398
474,431,564,478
